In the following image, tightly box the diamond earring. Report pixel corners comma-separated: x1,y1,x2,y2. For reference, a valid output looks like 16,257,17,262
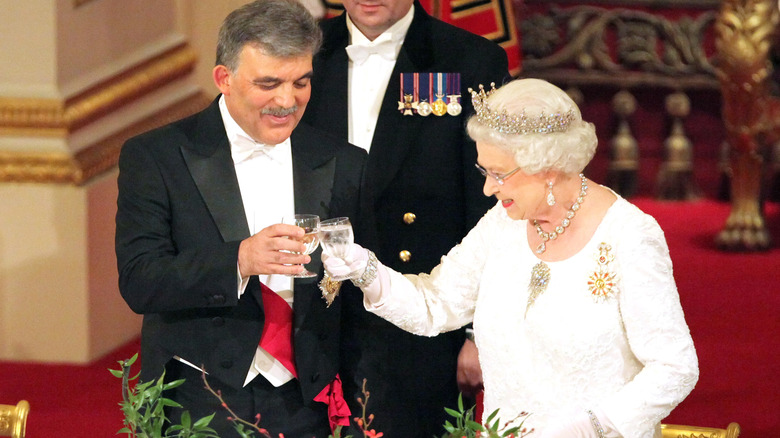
546,181,556,206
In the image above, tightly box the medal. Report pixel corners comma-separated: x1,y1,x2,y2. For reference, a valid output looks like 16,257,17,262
399,72,460,116
431,73,447,116
417,101,432,116
446,73,462,116
397,73,418,116
417,73,432,116
398,94,415,115
447,96,462,116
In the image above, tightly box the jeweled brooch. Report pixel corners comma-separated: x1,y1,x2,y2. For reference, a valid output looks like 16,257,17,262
318,274,342,308
525,261,551,318
587,243,618,302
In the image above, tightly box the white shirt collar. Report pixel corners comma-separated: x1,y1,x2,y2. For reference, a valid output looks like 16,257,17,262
219,95,290,164
346,3,414,57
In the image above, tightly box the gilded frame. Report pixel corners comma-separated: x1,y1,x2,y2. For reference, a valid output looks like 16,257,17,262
74,0,99,7
524,0,720,8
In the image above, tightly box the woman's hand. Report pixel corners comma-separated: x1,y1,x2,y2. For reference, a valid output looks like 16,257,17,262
322,243,370,280
539,412,597,438
539,409,617,438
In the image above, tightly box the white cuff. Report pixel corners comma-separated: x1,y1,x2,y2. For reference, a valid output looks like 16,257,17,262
237,263,250,298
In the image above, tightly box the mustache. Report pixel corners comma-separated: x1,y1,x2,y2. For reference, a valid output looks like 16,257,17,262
262,106,298,117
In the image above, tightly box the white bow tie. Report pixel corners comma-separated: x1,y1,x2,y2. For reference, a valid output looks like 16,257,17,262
345,39,397,65
231,135,272,164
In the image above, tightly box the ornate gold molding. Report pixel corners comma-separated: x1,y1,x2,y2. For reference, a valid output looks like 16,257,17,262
0,92,211,185
525,0,720,7
74,0,100,8
521,4,719,89
0,43,197,134
713,0,779,250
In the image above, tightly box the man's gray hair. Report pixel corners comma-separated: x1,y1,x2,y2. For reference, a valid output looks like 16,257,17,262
216,0,322,71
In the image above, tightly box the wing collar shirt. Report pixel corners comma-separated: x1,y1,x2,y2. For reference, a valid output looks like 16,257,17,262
346,4,414,151
220,94,297,387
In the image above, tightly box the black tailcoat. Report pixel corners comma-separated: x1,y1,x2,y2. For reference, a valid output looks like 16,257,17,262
116,97,366,433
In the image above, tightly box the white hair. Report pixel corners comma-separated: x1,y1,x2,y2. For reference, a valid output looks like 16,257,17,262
467,78,598,175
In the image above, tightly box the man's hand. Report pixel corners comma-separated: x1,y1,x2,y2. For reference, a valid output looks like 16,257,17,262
238,223,311,277
457,338,483,398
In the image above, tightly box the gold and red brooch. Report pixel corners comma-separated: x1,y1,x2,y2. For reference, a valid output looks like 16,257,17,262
587,242,618,302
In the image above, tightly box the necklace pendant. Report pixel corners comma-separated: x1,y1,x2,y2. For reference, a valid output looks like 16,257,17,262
530,174,587,255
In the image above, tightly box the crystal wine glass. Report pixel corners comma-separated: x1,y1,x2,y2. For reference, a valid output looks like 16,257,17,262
281,214,320,278
319,217,354,281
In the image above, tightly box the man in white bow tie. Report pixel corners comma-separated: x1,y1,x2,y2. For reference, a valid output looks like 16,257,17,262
302,0,509,436
115,1,366,437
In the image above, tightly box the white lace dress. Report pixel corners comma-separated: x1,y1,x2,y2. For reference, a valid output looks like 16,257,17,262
366,196,698,438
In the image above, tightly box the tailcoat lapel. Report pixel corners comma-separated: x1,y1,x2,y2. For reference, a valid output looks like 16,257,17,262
180,99,250,244
363,4,436,204
290,124,337,279
289,124,339,329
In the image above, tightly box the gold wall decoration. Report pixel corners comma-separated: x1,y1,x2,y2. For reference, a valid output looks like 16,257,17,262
74,0,100,7
0,93,211,185
714,0,780,250
0,43,197,134
530,0,720,7
521,2,719,89
0,43,204,185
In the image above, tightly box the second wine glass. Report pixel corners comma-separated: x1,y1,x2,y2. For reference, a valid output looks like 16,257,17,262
319,217,354,280
281,214,320,278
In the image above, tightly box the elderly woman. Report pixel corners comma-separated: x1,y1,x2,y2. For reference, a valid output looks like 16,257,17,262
324,78,698,438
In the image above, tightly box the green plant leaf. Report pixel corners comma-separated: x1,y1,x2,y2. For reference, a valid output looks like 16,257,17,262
181,411,192,429
502,426,521,437
162,378,186,391
443,407,461,417
192,413,215,428
161,398,183,408
484,408,499,424
466,420,484,430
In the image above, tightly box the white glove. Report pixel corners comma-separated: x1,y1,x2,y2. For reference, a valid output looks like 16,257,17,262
322,243,369,281
539,412,596,438
540,409,618,438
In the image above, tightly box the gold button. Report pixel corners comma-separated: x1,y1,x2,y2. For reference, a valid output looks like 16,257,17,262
399,250,411,262
403,212,416,224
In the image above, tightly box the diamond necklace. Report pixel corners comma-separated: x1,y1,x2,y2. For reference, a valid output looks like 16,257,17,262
532,174,588,254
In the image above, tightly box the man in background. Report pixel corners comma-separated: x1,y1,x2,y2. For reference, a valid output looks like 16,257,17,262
303,0,509,435
115,1,364,436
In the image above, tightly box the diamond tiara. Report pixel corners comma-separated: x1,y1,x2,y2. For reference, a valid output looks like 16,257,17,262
469,83,576,135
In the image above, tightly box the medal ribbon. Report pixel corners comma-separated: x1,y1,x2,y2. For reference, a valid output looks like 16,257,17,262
413,72,419,104
419,72,430,106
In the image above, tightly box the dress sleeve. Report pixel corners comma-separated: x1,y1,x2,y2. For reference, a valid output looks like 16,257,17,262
365,204,501,336
600,210,699,437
